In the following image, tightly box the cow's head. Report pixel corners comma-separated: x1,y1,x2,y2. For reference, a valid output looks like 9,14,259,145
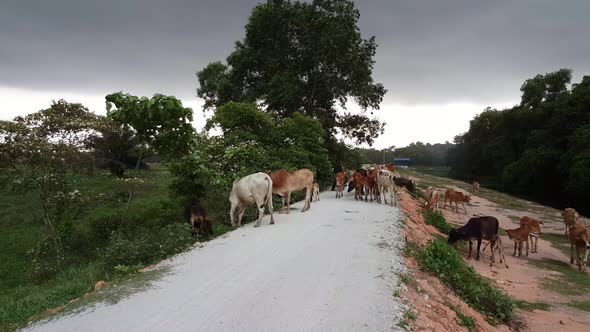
464,195,472,204
264,170,272,175
447,228,464,244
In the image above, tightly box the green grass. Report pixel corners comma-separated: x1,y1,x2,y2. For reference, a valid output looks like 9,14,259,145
417,240,515,325
567,301,590,312
0,166,235,330
397,308,417,329
540,233,571,256
451,306,476,331
423,209,453,234
515,300,551,311
529,258,590,295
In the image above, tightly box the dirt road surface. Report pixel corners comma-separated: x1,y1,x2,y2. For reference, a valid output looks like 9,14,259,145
25,194,406,332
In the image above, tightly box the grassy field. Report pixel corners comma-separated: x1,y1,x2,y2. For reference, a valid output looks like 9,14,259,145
0,165,232,330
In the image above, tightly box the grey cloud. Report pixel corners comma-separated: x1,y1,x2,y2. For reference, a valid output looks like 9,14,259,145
1,0,589,104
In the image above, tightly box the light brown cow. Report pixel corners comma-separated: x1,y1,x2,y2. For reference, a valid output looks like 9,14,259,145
562,208,580,236
568,223,590,272
506,224,530,257
311,182,320,202
472,180,480,192
425,187,444,210
520,216,543,253
444,188,471,214
335,172,345,198
482,234,509,268
267,169,314,213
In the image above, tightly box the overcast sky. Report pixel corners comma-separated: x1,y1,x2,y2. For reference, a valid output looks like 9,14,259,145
1,0,589,148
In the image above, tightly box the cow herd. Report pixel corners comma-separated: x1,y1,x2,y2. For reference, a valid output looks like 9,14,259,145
426,186,590,272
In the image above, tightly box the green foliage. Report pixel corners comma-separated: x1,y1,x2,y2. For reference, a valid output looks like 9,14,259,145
196,0,386,146
422,209,453,234
451,307,476,331
104,223,193,267
105,92,195,158
418,240,515,324
448,70,590,214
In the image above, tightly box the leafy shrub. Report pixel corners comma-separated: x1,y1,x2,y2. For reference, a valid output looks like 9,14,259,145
104,223,193,268
422,209,453,234
28,237,64,282
418,240,515,325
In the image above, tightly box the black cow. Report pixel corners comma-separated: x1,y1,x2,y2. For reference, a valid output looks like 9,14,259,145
448,216,499,260
392,176,415,194
184,198,213,236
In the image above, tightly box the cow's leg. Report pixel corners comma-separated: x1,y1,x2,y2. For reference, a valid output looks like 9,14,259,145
525,237,529,256
513,242,517,256
583,247,589,272
254,198,265,227
303,185,311,212
230,204,238,228
467,241,473,259
564,225,568,237
570,243,575,264
286,191,292,214
476,239,482,260
462,202,467,214
281,196,286,213
237,206,246,227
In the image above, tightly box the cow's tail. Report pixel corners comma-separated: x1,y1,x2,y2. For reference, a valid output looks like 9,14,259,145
538,221,545,225
265,176,274,212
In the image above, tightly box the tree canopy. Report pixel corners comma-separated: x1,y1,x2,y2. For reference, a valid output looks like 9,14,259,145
448,69,590,214
196,0,386,146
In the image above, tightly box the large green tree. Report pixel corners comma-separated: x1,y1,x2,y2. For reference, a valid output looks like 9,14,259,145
196,0,386,146
448,69,590,214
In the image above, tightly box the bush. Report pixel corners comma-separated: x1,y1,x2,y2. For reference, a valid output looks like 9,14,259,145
418,240,515,325
28,237,64,282
423,209,453,234
103,223,193,268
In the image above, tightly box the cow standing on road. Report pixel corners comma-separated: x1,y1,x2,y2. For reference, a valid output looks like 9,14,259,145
229,172,275,228
267,169,314,213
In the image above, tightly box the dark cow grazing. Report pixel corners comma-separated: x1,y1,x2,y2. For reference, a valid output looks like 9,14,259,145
184,197,213,236
392,176,415,194
448,216,499,260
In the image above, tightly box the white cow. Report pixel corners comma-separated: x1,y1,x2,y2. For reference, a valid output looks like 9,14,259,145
377,169,401,206
229,172,275,227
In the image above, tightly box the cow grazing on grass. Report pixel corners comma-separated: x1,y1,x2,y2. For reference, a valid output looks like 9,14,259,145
520,216,543,253
506,225,530,257
448,216,499,261
392,176,415,194
312,182,320,202
568,223,590,272
444,188,471,214
184,198,213,236
562,208,580,236
425,187,444,210
229,172,275,228
335,172,345,198
267,169,314,213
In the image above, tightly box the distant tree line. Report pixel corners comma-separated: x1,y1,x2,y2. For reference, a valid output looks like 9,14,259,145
357,142,452,166
447,69,590,214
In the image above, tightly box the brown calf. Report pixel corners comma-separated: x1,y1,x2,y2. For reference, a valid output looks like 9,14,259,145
506,225,530,257
568,223,590,272
312,182,320,202
184,198,213,236
562,208,580,236
482,234,509,268
335,172,345,198
444,189,471,214
520,216,543,253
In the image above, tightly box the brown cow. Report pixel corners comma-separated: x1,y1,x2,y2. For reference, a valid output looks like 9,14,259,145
425,187,444,210
353,172,371,201
444,188,471,214
382,164,396,172
562,208,580,236
506,224,530,257
335,172,345,198
184,197,213,236
267,169,314,213
568,223,590,272
312,182,320,202
520,216,543,253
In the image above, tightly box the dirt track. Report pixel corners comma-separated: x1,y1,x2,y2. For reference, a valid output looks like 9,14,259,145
25,194,406,332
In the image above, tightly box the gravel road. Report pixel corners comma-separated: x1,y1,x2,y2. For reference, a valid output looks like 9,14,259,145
25,193,406,332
